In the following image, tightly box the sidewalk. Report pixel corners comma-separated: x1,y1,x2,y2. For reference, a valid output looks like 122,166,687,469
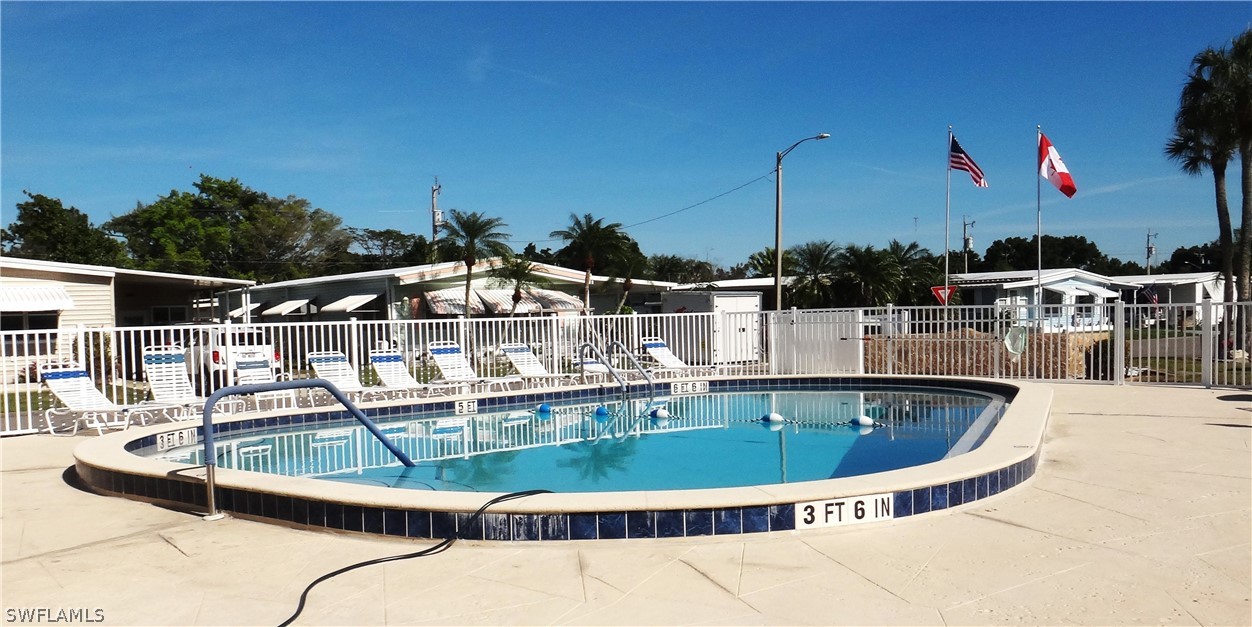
2,383,1249,626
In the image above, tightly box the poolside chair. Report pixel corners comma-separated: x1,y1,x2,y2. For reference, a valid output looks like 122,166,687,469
500,343,599,388
639,336,719,378
306,351,390,404
39,364,171,436
368,349,467,398
427,340,522,392
142,346,244,418
235,359,298,410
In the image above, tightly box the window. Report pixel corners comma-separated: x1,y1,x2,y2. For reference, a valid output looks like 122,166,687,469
1,311,60,355
152,306,188,325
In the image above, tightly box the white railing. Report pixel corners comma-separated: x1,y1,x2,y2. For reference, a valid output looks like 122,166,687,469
3,301,1249,435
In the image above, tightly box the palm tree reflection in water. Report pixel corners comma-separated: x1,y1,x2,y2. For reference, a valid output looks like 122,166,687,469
443,450,522,489
556,438,639,485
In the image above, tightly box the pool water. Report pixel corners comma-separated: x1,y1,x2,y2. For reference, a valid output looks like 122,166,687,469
154,387,1000,493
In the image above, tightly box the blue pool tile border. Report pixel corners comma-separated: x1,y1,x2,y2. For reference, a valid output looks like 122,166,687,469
88,376,1041,541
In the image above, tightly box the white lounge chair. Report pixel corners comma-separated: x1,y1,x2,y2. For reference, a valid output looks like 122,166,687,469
639,336,718,378
499,343,592,388
142,345,244,417
306,351,389,403
40,364,170,436
427,341,522,392
368,349,466,398
235,358,298,410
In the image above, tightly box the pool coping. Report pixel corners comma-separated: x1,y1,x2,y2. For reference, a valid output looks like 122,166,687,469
73,375,1051,540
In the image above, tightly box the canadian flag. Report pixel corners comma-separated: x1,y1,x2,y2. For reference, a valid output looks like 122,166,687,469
1038,132,1076,198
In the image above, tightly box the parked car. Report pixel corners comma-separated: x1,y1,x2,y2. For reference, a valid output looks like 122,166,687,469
183,328,282,393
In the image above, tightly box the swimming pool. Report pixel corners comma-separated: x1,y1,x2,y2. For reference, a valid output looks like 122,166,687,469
74,376,1050,541
145,388,1003,493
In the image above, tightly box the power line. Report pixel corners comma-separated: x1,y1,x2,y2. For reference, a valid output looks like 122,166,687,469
504,170,775,246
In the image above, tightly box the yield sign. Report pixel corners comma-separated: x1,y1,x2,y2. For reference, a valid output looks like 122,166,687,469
931,285,957,305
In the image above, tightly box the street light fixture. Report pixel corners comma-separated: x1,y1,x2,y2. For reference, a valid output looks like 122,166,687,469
774,133,831,310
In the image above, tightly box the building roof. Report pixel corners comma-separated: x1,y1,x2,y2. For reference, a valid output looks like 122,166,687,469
0,256,254,288
672,277,793,291
950,268,1139,290
1110,272,1222,287
243,258,677,291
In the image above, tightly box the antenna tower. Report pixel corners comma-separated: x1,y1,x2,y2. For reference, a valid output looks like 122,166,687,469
431,177,443,242
1145,230,1158,275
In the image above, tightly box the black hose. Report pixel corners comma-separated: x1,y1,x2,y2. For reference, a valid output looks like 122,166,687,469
276,489,552,627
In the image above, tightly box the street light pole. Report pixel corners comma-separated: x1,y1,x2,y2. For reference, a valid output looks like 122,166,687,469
774,133,830,311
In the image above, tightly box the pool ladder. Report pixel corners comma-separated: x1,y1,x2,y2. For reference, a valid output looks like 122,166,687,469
577,341,654,400
197,379,414,520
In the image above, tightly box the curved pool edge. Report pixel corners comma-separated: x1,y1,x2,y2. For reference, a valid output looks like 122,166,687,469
73,375,1051,541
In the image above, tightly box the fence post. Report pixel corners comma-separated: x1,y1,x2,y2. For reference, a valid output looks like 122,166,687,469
1201,298,1214,388
1113,301,1125,385
221,318,235,387
884,304,894,376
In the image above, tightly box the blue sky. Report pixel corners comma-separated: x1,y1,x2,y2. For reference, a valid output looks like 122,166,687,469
3,2,1250,271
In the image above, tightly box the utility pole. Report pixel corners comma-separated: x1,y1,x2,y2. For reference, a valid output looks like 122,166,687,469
962,216,976,274
1145,230,1158,275
431,177,443,242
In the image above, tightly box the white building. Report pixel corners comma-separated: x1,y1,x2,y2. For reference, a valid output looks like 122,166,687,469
226,259,676,322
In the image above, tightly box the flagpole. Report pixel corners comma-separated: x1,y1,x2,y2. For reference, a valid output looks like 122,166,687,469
1036,125,1043,315
945,126,952,305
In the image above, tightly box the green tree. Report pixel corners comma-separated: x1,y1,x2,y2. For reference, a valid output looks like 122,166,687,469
488,253,548,316
1166,37,1243,301
746,246,795,279
646,254,716,285
549,213,637,309
106,175,352,282
2,191,128,266
1163,241,1221,273
346,228,433,271
440,209,512,317
520,242,557,265
884,240,940,305
981,235,1110,273
835,244,900,307
104,192,228,275
786,240,840,308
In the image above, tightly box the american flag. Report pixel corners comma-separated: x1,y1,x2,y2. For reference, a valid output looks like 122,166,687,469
1142,285,1158,304
949,136,988,188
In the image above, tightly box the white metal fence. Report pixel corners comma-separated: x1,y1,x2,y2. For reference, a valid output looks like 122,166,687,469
3,301,1248,435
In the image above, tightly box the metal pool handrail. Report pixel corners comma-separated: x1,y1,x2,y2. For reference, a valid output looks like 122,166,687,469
199,378,415,519
577,342,627,391
608,340,656,393
577,341,656,398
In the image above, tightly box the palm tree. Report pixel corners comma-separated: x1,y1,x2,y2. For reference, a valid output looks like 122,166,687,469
834,244,900,307
487,254,548,317
746,246,795,279
787,240,840,308
439,210,512,317
1167,125,1236,301
1167,50,1239,303
549,213,635,310
884,240,940,305
1232,30,1252,305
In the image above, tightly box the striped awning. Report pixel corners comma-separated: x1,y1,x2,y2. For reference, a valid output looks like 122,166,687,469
476,289,544,315
320,293,379,313
529,288,585,312
261,299,310,316
423,288,486,316
0,284,75,312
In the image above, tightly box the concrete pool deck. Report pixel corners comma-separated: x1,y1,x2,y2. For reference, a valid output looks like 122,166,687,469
2,383,1249,626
